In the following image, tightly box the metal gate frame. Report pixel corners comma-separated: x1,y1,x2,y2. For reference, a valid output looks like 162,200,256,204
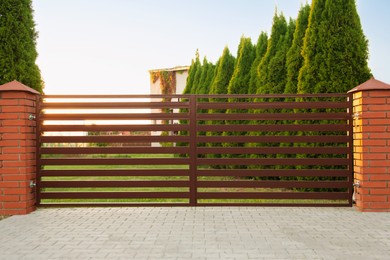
37,94,353,207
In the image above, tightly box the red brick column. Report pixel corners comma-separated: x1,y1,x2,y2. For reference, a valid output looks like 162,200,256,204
349,78,390,212
0,81,40,215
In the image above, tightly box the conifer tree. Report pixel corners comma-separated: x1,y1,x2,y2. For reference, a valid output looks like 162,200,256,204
209,46,235,95
296,0,371,191
285,4,310,94
228,36,255,95
183,50,201,94
224,37,255,167
249,13,295,175
257,13,290,95
0,0,43,92
298,0,371,94
248,32,268,94
207,47,235,164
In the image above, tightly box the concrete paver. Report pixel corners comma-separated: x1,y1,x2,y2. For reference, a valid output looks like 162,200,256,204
0,207,389,259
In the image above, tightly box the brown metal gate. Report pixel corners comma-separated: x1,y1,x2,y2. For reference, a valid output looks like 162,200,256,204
37,94,353,207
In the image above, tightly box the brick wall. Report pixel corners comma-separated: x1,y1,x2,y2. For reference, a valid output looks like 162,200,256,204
0,81,40,215
350,78,390,212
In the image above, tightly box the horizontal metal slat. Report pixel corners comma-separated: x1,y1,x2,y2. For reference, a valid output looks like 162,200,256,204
41,113,189,120
41,158,190,166
197,181,349,189
197,158,349,166
40,192,190,199
41,124,190,132
197,124,350,132
40,135,190,143
197,135,350,143
197,101,349,110
40,181,190,188
197,147,349,155
197,169,351,177
195,93,349,99
40,146,190,155
40,169,190,177
42,101,189,109
197,192,350,200
198,113,350,120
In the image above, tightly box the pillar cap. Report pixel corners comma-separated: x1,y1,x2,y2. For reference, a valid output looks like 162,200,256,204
0,80,40,94
348,78,390,93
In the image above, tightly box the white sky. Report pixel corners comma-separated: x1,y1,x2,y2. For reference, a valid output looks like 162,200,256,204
33,0,390,94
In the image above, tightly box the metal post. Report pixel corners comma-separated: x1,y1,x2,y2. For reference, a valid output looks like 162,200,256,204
189,95,197,206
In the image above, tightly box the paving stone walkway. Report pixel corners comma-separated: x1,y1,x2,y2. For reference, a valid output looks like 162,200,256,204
0,207,389,259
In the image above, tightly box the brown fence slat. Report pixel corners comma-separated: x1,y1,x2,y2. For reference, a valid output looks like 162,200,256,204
41,135,190,143
197,135,349,143
41,158,190,165
197,158,349,166
40,181,190,188
40,192,190,199
42,124,190,132
197,169,350,177
197,192,350,200
198,113,350,120
41,113,189,120
42,101,189,109
197,101,350,110
197,181,349,189
197,147,349,155
41,147,190,155
197,124,350,132
40,169,190,177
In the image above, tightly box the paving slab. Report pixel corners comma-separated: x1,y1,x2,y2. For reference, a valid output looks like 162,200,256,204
0,207,389,259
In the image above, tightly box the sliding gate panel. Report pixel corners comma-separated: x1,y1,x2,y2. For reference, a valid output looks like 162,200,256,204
38,95,195,206
194,94,353,207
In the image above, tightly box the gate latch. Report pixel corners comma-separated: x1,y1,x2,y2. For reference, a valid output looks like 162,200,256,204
353,181,360,188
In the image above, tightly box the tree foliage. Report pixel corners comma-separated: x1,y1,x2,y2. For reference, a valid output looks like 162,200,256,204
228,36,255,95
0,0,43,92
248,32,268,94
298,0,371,94
209,46,235,95
257,13,289,94
183,50,201,94
285,4,310,94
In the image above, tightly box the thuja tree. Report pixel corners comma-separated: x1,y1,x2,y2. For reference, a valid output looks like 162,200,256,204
248,32,268,94
249,13,294,174
296,0,371,191
256,13,289,95
179,51,201,149
207,46,235,163
224,36,255,168
227,36,255,96
209,46,235,96
196,57,215,151
285,4,310,94
0,0,43,93
183,50,201,94
298,0,371,94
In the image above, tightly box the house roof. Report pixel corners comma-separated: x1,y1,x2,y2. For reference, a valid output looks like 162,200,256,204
148,65,190,73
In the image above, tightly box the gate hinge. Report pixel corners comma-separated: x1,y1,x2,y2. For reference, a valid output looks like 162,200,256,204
30,180,36,188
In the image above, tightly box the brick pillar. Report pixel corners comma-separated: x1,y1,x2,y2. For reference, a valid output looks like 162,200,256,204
0,81,40,215
349,78,390,212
